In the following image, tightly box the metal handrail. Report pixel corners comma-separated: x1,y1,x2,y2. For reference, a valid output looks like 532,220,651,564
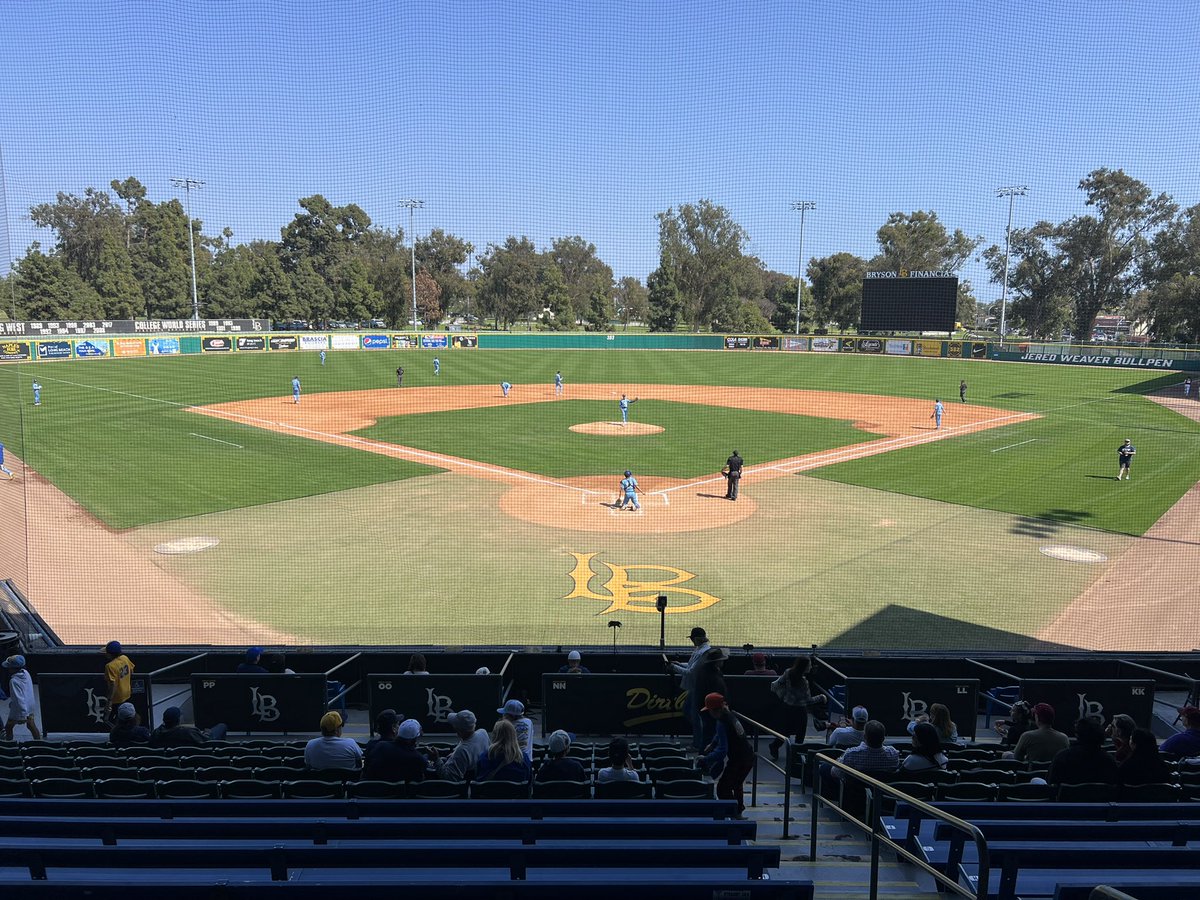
965,658,1021,681
1117,659,1197,692
147,652,209,678
732,711,796,839
812,751,990,900
323,652,361,678
326,679,360,707
1089,888,1139,900
499,652,514,678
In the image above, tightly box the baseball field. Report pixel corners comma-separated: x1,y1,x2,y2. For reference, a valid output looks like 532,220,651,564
1,346,1197,651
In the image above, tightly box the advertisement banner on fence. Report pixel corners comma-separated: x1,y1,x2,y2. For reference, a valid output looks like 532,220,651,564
236,336,265,351
542,674,690,736
971,342,987,358
113,337,145,358
299,334,329,351
201,336,233,353
392,334,418,349
782,337,808,351
886,339,912,355
724,336,752,350
839,338,859,352
330,333,359,350
421,334,449,349
947,341,964,358
451,334,479,348
36,340,73,360
913,340,943,357
753,336,780,350
361,334,390,349
0,340,32,361
857,338,884,353
147,337,181,355
74,339,110,358
268,335,298,351
810,337,839,352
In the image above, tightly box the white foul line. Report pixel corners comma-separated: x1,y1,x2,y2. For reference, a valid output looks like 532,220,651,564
190,433,244,449
991,439,1037,453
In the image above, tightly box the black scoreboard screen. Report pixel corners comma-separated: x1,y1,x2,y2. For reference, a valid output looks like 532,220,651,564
861,274,958,332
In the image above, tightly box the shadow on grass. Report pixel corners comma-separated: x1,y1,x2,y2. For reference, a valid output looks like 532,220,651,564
822,604,1080,652
1009,509,1094,538
1114,373,1190,395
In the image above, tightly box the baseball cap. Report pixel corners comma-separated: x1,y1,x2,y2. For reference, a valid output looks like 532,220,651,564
375,708,400,733
320,711,344,733
852,706,869,723
475,667,491,675
116,702,136,722
751,652,766,666
163,706,182,725
105,641,122,655
689,626,707,640
398,719,422,740
547,729,572,753
448,709,477,731
703,692,726,712
498,699,525,716
2,654,25,669
1032,702,1055,722
246,646,264,661
567,650,581,661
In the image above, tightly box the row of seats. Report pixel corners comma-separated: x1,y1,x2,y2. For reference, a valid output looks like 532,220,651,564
0,776,712,800
883,780,1192,804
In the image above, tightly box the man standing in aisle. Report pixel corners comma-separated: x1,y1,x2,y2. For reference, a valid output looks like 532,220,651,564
669,626,712,751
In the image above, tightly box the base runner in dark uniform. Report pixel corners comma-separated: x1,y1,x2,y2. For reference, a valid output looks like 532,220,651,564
959,380,967,403
722,450,743,501
1117,439,1135,481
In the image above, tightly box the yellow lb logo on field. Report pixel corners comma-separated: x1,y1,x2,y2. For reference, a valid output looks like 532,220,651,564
563,552,720,614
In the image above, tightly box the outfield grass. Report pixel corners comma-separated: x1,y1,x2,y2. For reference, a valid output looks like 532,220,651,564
352,399,878,478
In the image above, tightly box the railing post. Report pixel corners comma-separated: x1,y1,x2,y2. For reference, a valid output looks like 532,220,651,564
868,785,882,900
807,747,818,858
750,726,759,809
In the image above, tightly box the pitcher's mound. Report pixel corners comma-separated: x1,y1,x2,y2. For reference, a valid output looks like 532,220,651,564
569,421,663,436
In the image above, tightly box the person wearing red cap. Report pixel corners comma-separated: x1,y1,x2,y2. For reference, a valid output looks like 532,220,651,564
746,653,777,676
1010,702,1070,763
701,693,754,818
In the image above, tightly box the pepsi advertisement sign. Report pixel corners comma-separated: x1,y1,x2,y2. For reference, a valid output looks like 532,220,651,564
362,334,390,349
37,340,73,360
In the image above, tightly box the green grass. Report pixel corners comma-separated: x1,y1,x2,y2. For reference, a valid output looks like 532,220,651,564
353,399,878,478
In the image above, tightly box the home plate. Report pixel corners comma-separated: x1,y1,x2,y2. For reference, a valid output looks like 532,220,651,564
1039,545,1108,564
155,537,221,555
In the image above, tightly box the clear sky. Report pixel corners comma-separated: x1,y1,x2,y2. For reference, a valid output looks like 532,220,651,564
1,1,1198,301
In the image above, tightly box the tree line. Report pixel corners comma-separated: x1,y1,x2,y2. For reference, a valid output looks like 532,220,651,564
2,169,1197,339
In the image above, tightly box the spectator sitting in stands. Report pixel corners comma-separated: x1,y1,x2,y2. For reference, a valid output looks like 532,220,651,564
108,702,150,747
596,737,641,784
363,708,422,781
236,647,268,674
385,719,438,781
264,652,295,675
1118,727,1173,785
747,652,777,676
1160,706,1200,758
995,700,1032,748
1049,716,1117,785
701,692,754,818
835,720,899,780
403,653,429,675
1008,702,1070,763
149,706,228,747
902,721,948,772
828,706,870,749
303,711,362,772
907,703,960,745
496,699,534,760
536,730,587,782
1106,713,1137,763
558,650,590,674
435,710,489,782
476,719,532,783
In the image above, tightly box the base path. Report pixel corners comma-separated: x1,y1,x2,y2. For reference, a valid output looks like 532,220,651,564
1038,389,1200,650
195,384,1037,534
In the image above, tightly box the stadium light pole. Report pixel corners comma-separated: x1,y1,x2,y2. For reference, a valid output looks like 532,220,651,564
171,177,205,320
400,199,424,329
791,201,816,335
996,185,1028,341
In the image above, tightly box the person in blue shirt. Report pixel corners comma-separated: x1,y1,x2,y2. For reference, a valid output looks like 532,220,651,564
292,376,301,404
475,719,531,783
554,370,564,397
236,647,269,675
618,393,638,426
32,380,42,406
617,470,642,511
319,349,326,366
930,398,944,429
433,356,440,376
0,442,14,479
501,381,512,398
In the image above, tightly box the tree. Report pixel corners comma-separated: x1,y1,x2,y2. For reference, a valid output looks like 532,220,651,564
614,276,648,329
538,263,574,330
10,242,102,320
808,253,867,330
1143,203,1200,341
357,227,409,326
245,242,296,320
765,271,814,333
203,243,257,318
130,198,194,318
477,237,542,330
582,285,612,331
982,222,1072,339
413,269,442,326
30,187,127,288
656,200,750,330
550,235,613,324
331,256,381,325
646,265,684,331
289,257,333,324
870,210,981,275
416,228,473,319
1057,168,1177,338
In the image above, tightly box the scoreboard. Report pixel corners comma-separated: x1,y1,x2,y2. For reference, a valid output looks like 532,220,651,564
861,272,958,332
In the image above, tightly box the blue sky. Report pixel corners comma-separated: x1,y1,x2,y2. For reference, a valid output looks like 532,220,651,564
2,1,1198,302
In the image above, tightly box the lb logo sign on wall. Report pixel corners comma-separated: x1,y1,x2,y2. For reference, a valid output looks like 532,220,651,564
362,334,390,349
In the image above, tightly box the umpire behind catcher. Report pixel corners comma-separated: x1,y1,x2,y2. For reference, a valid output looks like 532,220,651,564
722,450,743,501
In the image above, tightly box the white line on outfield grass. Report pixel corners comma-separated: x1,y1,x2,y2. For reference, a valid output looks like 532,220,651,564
18,372,186,406
991,439,1037,453
190,433,243,449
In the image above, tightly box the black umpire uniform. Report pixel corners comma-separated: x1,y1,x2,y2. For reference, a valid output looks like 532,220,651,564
723,451,743,501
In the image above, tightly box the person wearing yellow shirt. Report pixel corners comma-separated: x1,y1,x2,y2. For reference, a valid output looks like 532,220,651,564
104,641,134,722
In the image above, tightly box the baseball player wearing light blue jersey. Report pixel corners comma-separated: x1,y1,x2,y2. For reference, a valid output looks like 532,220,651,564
501,381,511,398
433,356,440,376
292,376,301,404
320,350,326,366
931,399,944,429
0,442,14,479
32,381,42,406
554,370,563,396
619,393,638,426
618,470,642,510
